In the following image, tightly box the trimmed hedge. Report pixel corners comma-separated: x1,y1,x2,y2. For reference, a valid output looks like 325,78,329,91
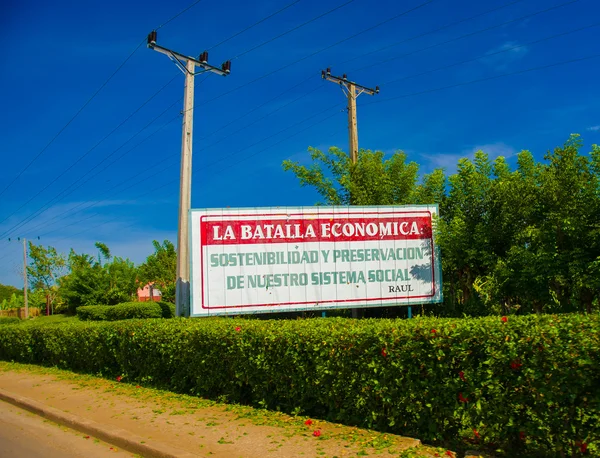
157,301,176,318
76,302,163,321
0,314,598,456
76,305,109,321
0,317,20,325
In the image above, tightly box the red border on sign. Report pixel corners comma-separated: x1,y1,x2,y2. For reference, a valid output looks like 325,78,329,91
198,211,436,310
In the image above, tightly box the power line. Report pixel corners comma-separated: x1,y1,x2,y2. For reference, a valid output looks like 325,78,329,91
36,104,344,239
15,84,326,237
0,2,358,239
379,21,600,86
196,85,325,150
0,0,215,230
155,0,205,30
9,110,184,238
186,0,438,111
2,75,215,239
362,53,600,107
0,76,181,237
229,0,356,60
0,38,146,200
207,0,302,51
350,0,581,73
336,0,526,67
203,110,344,175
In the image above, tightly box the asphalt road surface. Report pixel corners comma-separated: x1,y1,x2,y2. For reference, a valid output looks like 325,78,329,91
0,400,134,457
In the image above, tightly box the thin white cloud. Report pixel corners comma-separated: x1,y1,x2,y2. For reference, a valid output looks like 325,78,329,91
420,142,516,173
481,41,528,70
587,125,600,132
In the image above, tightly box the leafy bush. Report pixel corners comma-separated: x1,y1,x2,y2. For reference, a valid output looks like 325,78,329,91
0,314,598,457
76,305,110,321
106,302,162,320
157,301,175,318
0,317,20,325
76,302,162,321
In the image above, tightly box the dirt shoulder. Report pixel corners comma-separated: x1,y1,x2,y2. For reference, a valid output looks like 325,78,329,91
0,362,449,458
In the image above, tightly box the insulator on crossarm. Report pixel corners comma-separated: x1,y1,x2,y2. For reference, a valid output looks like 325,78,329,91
321,70,326,79
147,30,157,45
375,86,380,93
199,51,208,63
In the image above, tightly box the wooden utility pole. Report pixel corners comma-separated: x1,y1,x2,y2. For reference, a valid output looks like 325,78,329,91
321,68,378,164
322,69,378,319
147,31,231,317
22,238,28,319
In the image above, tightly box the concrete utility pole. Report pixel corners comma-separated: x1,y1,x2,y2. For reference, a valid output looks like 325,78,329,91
147,31,231,317
321,68,379,164
322,69,378,319
22,238,28,319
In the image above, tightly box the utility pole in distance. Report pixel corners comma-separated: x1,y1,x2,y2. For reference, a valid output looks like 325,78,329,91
322,69,378,319
147,31,231,317
7,236,33,319
21,238,28,319
321,68,378,164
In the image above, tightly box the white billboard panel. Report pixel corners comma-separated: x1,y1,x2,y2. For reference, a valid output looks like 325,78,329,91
190,206,442,316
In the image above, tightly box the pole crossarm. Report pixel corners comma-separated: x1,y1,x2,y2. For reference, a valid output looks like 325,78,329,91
321,68,379,96
147,31,231,77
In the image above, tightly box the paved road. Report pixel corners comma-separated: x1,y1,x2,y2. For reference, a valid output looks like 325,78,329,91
0,400,134,457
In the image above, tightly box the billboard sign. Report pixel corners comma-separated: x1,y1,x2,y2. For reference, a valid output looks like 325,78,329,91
190,206,442,316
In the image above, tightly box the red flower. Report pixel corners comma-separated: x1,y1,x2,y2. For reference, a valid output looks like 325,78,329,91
458,392,469,403
501,316,508,323
431,329,437,334
445,451,453,457
235,326,241,332
304,419,313,426
473,429,480,439
116,375,122,382
84,435,90,439
459,371,466,382
510,359,523,370
313,430,321,437
581,442,588,453
136,385,141,388
381,348,388,357
519,431,526,441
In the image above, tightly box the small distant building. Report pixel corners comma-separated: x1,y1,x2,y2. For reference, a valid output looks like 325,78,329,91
137,283,162,302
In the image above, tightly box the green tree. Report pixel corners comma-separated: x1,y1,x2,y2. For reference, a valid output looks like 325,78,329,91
138,240,176,303
283,147,420,205
27,243,66,315
59,244,138,313
0,283,23,303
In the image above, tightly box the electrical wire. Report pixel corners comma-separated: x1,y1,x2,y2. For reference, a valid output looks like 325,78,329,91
207,0,302,51
0,38,146,200
336,0,526,67
362,53,600,107
229,0,356,60
185,0,438,111
155,0,205,30
350,0,581,73
378,21,600,86
3,0,590,248
0,76,181,237
37,103,345,239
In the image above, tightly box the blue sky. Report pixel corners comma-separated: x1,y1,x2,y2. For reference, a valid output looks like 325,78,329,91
1,0,599,287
